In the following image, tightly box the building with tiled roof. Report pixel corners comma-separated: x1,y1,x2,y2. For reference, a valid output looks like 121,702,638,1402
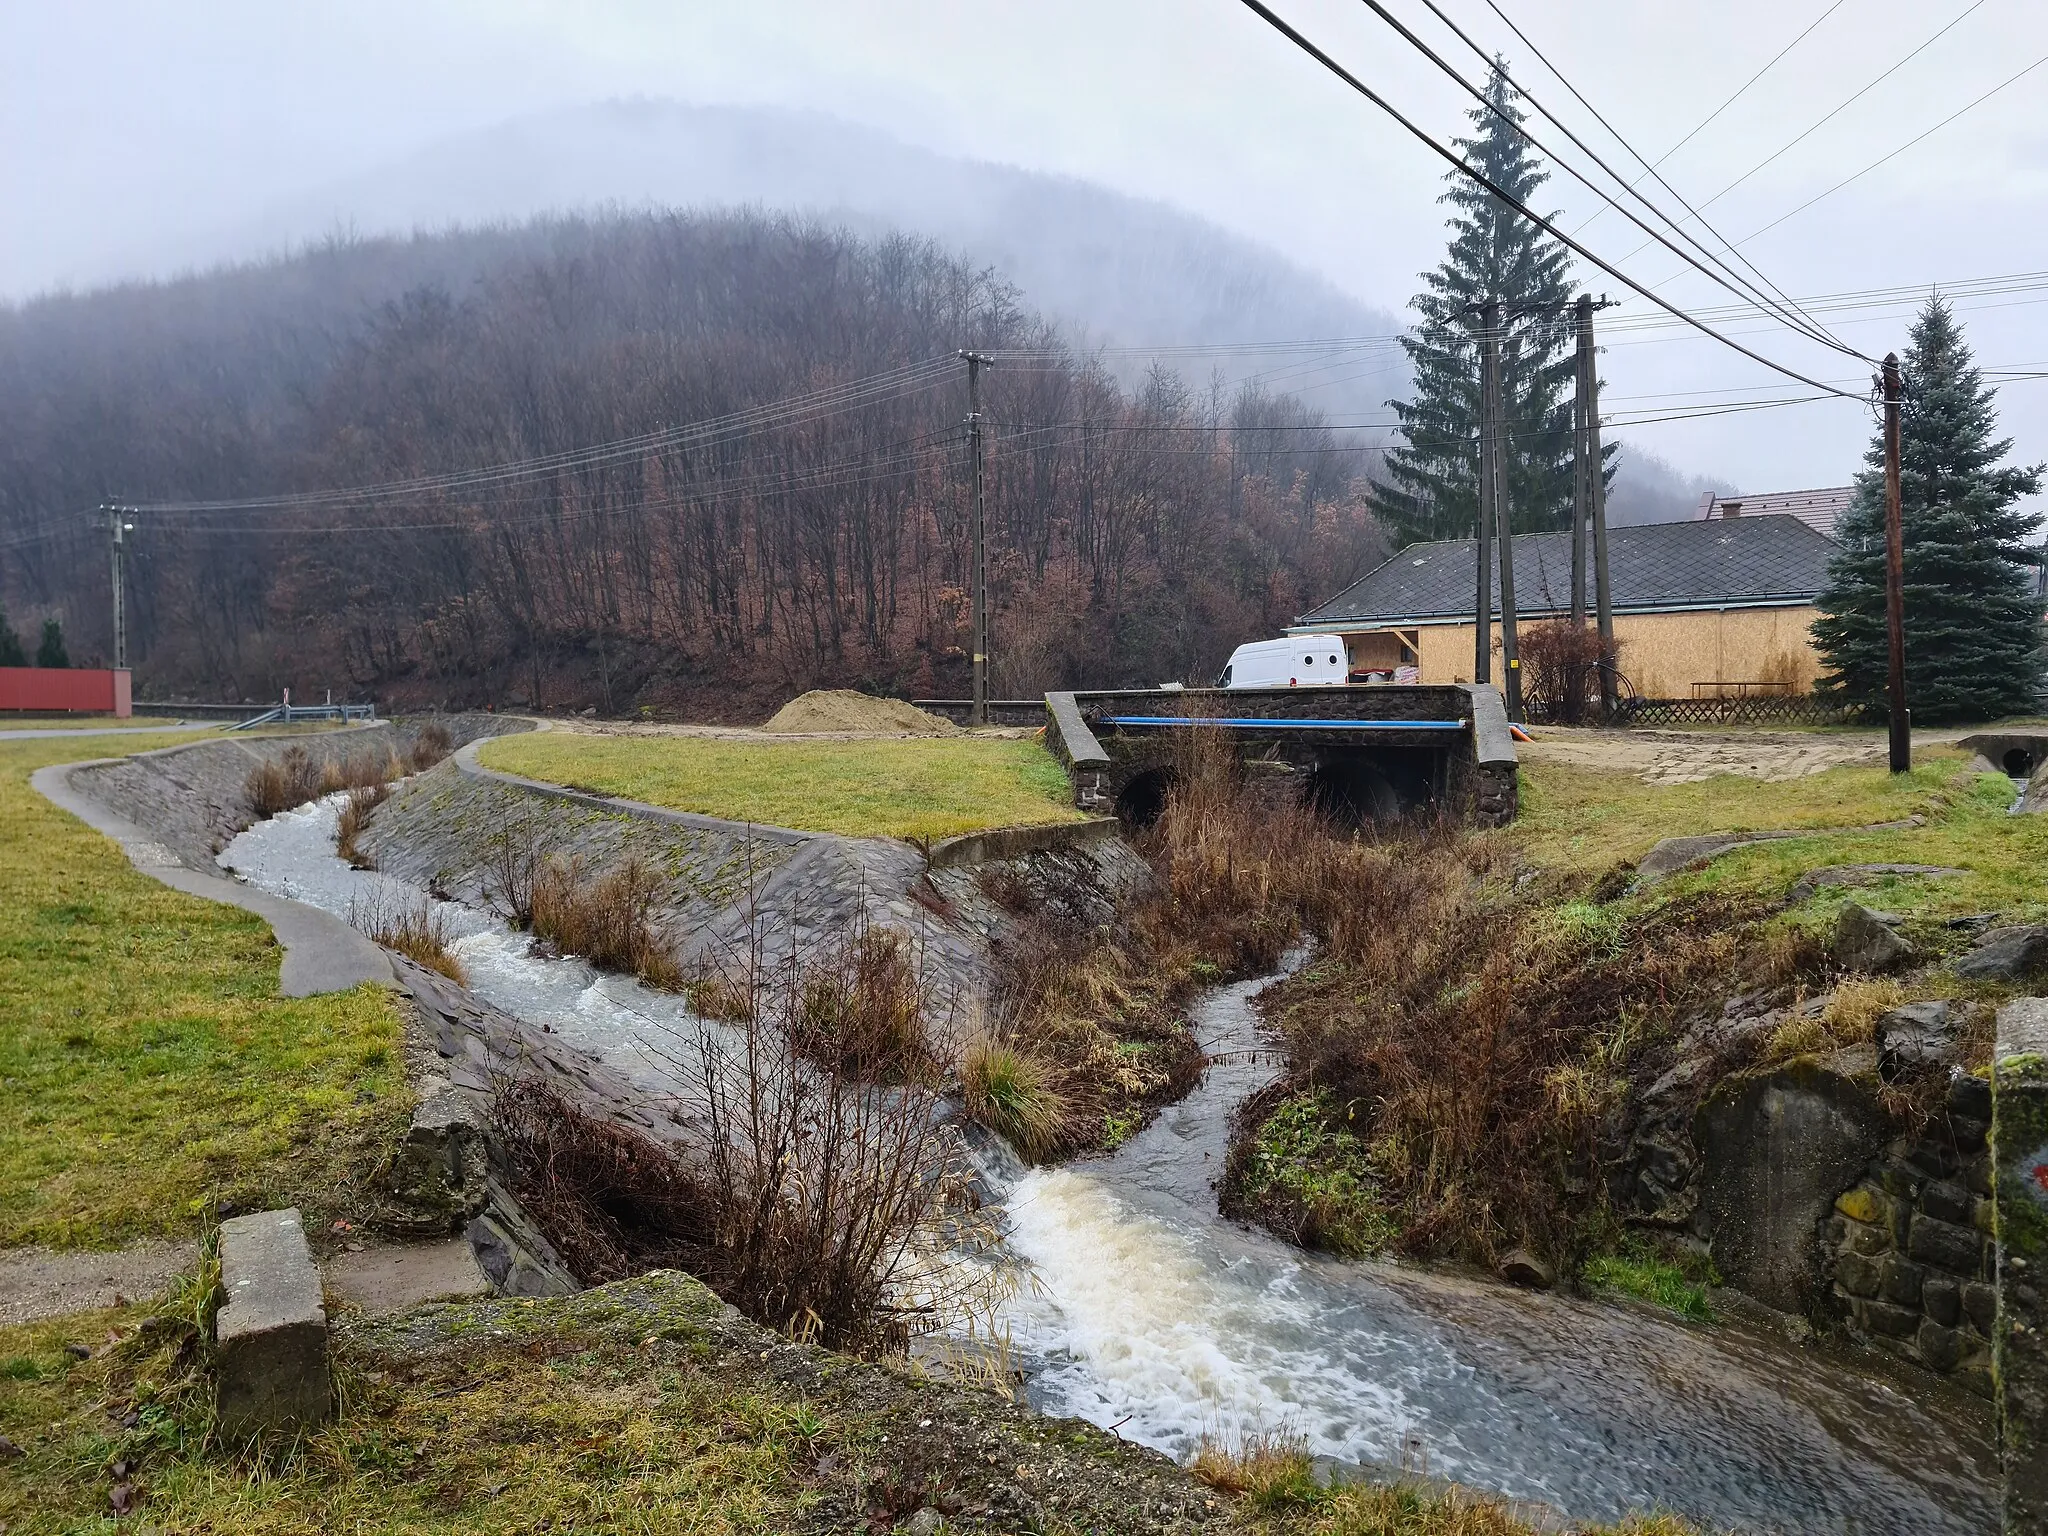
1695,485,1856,541
1289,513,1840,698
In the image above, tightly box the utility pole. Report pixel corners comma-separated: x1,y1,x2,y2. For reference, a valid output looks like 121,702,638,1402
1471,313,1494,686
1482,301,1522,719
1570,296,1592,628
960,350,992,726
104,504,132,671
1584,301,1616,716
1881,351,1910,773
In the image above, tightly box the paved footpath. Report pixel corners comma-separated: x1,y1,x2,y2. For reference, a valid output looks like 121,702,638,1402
0,722,216,741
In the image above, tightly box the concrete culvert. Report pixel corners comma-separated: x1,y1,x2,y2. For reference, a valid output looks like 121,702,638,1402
1301,747,1441,826
1114,768,1173,829
2003,747,2035,778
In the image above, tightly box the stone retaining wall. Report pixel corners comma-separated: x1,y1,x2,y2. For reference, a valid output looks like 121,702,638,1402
1823,1071,1998,1395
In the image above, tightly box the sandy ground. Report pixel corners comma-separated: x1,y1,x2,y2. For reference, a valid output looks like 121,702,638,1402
1519,726,1974,785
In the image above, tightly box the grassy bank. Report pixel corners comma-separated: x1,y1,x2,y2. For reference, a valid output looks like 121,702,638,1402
0,735,409,1249
0,1269,1695,1536
480,730,1085,840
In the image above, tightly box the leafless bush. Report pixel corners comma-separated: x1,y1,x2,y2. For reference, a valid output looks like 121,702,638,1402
1519,620,1619,724
491,918,1002,1354
482,812,554,928
407,720,455,772
529,853,682,989
334,783,387,868
350,889,467,984
791,927,931,1081
244,739,406,820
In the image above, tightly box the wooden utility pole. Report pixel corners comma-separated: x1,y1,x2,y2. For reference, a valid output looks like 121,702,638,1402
960,351,992,726
1584,302,1616,716
1881,351,1910,773
1483,301,1522,719
1571,296,1592,628
1471,312,1494,685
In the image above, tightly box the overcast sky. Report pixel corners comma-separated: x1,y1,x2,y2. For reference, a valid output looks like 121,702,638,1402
6,0,2046,502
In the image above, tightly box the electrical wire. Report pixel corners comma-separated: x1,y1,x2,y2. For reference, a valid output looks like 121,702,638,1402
1569,0,1848,237
1232,0,1861,398
1449,0,1853,356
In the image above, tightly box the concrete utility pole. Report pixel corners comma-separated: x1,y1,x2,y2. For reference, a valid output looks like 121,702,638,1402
104,504,132,671
1482,301,1522,720
1471,313,1494,686
960,350,992,726
1584,301,1616,716
1881,351,1910,773
1571,296,1593,628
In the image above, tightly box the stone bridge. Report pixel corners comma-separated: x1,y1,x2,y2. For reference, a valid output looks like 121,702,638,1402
1043,684,1519,827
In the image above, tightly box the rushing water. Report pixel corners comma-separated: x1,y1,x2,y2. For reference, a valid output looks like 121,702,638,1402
221,800,1999,1534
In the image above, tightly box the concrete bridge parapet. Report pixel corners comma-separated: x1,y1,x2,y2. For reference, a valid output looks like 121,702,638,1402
1043,684,1517,827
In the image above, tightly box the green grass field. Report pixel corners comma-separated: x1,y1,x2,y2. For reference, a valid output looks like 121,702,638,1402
0,716,204,730
480,730,1087,840
0,734,408,1249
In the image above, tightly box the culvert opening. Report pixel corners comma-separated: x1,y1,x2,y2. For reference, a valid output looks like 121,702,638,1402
1115,768,1174,829
1301,747,1444,826
2002,747,2035,778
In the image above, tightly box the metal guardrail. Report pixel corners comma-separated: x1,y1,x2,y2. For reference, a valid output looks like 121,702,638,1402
227,702,379,731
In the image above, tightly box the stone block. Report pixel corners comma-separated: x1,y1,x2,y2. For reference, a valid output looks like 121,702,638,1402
1915,1319,1965,1372
1841,1218,1891,1258
1834,1184,1890,1225
1921,1275,1961,1327
1833,903,1910,973
1906,1212,1985,1277
1963,1280,1998,1335
380,1091,487,1229
1905,1138,1961,1179
1919,1179,1972,1225
1833,1250,1881,1298
1876,1254,1922,1307
1876,1000,1956,1078
1953,924,2048,982
214,1209,330,1434
1858,1298,1921,1338
1948,1072,1992,1122
1964,1154,1994,1197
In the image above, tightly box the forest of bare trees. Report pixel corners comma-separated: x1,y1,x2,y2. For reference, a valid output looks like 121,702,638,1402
0,210,1390,714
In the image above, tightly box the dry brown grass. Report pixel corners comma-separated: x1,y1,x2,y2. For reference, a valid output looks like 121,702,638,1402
1189,1427,1320,1509
350,890,467,984
334,782,387,868
407,719,454,771
529,853,683,989
244,740,406,819
791,927,930,1080
960,1036,1070,1161
491,919,995,1354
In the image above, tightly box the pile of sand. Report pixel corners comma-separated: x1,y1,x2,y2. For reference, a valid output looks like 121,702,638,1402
760,689,959,736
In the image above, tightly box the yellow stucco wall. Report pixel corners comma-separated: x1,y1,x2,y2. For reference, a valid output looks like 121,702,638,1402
1342,605,1823,696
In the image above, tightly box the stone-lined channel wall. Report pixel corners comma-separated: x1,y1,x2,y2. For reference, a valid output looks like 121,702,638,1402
361,735,1146,1039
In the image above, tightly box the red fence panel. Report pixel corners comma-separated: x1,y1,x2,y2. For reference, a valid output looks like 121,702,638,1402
0,668,130,715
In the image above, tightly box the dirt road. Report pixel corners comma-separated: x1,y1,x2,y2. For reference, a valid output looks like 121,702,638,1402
1520,727,1972,785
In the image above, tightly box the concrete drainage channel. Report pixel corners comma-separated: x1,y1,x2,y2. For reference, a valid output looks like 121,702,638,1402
27,719,2048,1528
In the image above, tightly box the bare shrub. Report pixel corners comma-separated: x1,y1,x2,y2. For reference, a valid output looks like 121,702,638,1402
791,927,930,1080
408,720,455,771
351,890,467,984
334,783,388,868
245,738,406,820
529,853,682,989
483,812,554,928
1519,619,1620,724
491,923,1001,1354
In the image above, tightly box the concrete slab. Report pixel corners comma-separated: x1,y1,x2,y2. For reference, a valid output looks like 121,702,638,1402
322,1239,489,1317
215,1208,330,1433
0,1240,199,1326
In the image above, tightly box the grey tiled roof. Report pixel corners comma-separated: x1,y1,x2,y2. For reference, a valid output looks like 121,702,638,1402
1295,513,1837,628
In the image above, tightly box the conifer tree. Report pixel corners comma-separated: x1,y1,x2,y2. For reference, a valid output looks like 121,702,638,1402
1370,64,1595,545
1814,298,2044,723
35,618,68,669
0,607,23,668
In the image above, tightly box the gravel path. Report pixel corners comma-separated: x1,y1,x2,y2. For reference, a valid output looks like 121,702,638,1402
1520,726,1975,785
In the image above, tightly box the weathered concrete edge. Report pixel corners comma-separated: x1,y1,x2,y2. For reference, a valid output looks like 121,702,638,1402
31,751,394,997
1043,691,1111,770
927,816,1122,869
453,734,814,847
1457,683,1517,769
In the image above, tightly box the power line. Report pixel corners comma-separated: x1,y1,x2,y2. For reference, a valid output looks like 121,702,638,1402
1449,0,1853,356
1613,0,1990,266
1231,0,1861,398
1726,51,2048,250
1568,0,1848,238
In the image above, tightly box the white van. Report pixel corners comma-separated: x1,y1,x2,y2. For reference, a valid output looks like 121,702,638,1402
1218,637,1351,688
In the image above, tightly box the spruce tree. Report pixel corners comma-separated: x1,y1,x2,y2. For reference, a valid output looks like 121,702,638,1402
0,607,23,668
36,618,68,669
1814,297,2044,723
1370,63,1591,544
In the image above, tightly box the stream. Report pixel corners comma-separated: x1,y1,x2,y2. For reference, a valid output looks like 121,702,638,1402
221,797,2000,1534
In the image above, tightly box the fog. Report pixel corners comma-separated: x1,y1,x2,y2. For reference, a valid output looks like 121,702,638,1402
6,0,2046,512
